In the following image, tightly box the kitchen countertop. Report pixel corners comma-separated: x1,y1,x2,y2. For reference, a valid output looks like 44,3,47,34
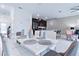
17,38,56,56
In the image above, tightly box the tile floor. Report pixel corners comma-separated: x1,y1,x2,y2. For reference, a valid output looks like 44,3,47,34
2,38,79,56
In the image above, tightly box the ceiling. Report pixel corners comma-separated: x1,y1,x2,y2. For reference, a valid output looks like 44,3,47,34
1,3,79,19
0,8,10,16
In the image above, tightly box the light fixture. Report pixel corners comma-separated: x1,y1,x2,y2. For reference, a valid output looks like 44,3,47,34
36,14,40,19
45,17,48,19
68,24,76,27
1,23,6,26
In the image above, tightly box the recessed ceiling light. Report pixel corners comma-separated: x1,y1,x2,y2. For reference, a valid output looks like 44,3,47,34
69,24,76,27
45,17,48,19
36,14,40,19
18,6,23,9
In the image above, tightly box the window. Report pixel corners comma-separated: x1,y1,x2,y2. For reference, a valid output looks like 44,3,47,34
1,23,7,33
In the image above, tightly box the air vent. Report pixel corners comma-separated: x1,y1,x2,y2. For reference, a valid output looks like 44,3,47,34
70,6,79,12
71,7,79,10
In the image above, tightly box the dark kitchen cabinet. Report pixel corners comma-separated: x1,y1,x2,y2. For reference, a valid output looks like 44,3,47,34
32,18,47,30
32,18,47,35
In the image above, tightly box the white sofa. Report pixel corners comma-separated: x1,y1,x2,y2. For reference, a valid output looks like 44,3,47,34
45,30,76,56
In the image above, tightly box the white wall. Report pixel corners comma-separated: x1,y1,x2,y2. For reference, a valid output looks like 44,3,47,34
58,15,79,27
58,15,79,30
47,19,69,31
0,16,11,23
13,9,32,38
0,15,11,33
47,15,79,35
47,15,79,30
45,30,56,39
